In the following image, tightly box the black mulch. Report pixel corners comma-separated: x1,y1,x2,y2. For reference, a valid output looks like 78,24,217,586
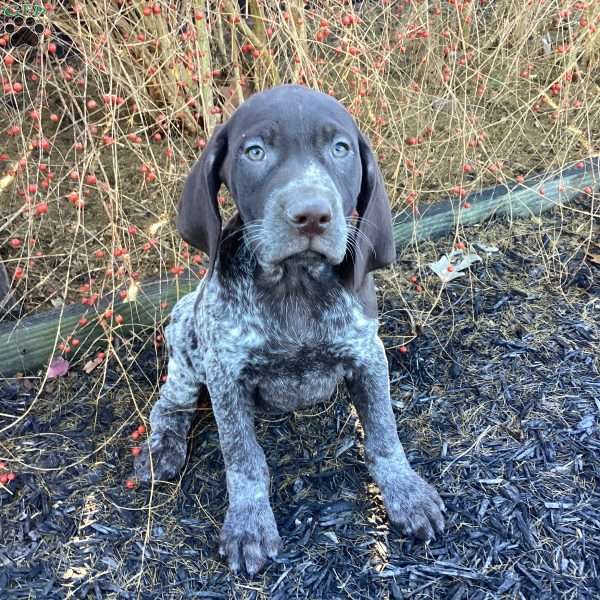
1,199,598,599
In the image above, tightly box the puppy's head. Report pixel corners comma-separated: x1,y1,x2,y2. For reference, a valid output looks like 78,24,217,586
178,84,395,291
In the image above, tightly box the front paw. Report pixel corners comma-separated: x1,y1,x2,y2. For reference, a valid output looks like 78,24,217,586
380,468,446,541
219,500,282,576
134,430,187,482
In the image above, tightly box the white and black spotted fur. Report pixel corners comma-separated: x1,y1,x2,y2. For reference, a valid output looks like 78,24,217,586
135,85,445,576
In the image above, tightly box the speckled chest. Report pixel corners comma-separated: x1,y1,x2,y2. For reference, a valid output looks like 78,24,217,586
200,278,378,412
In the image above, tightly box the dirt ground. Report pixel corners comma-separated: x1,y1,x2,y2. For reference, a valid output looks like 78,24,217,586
1,195,598,599
1,3,600,598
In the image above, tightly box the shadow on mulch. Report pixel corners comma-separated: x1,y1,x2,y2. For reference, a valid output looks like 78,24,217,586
1,199,598,600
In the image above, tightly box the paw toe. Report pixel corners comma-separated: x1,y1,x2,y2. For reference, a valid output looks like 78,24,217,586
133,446,152,482
220,504,281,576
412,513,435,541
243,541,267,576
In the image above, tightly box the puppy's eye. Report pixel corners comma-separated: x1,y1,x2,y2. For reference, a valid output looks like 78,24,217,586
332,141,350,158
245,145,265,161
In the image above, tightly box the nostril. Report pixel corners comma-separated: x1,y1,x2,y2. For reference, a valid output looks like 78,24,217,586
289,211,331,228
286,199,333,235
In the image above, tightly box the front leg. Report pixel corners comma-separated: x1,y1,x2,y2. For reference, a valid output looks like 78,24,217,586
135,296,205,483
208,363,281,575
346,337,445,540
135,358,201,482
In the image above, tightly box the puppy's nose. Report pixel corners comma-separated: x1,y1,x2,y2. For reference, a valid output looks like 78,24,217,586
286,199,332,237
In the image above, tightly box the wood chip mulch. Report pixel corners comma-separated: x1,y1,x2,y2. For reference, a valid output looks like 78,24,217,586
1,198,598,599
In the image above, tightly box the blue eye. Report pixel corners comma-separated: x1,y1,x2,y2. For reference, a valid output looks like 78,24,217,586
245,145,265,161
332,141,350,158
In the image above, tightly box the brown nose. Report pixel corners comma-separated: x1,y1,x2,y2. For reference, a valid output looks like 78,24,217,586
287,199,332,237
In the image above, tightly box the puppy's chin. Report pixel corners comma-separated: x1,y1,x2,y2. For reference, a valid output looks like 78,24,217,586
284,249,327,265
256,248,341,286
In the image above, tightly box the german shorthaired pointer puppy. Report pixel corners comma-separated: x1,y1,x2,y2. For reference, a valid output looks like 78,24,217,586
135,84,445,575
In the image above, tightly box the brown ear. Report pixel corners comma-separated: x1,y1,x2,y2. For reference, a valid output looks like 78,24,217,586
345,131,396,291
176,124,229,276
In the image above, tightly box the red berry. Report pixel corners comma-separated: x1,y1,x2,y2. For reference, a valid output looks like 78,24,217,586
131,430,140,440
399,346,408,353
35,202,48,216
6,472,16,481
137,425,146,434
131,447,141,456
125,479,136,489
9,238,22,248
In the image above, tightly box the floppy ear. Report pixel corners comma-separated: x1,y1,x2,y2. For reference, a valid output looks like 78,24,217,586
176,123,229,276
344,130,396,291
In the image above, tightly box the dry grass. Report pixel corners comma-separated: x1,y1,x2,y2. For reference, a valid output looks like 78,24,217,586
0,0,599,597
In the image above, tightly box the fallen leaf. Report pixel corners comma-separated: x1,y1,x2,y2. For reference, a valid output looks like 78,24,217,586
586,252,600,266
428,249,482,283
149,217,169,236
586,243,600,266
471,242,499,254
47,357,69,378
83,355,104,374
62,566,88,580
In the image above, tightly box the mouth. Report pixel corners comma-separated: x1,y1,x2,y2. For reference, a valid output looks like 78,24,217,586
281,247,327,266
